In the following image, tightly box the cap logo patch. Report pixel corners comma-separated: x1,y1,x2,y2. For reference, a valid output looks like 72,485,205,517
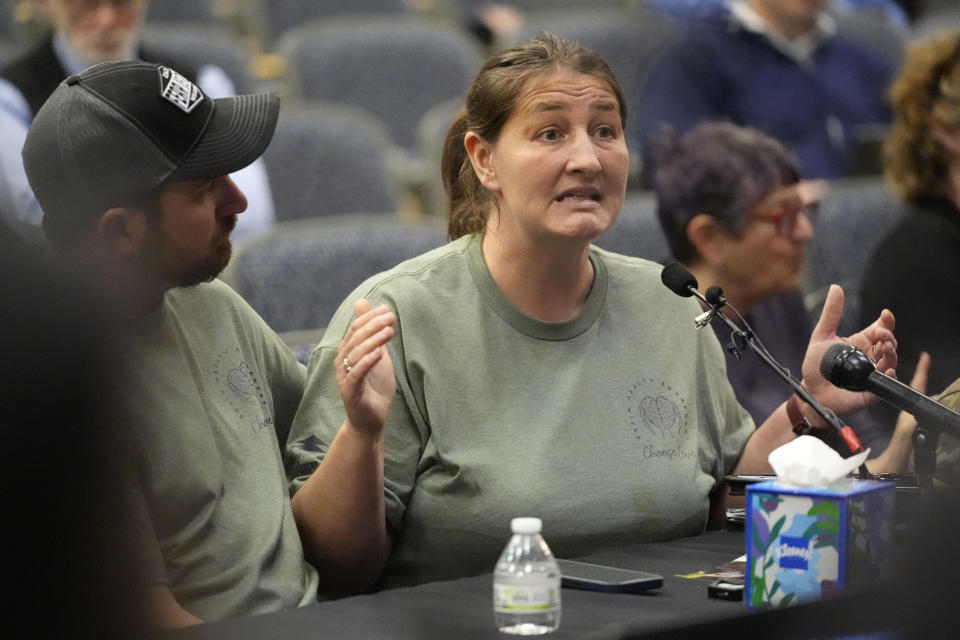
158,65,204,113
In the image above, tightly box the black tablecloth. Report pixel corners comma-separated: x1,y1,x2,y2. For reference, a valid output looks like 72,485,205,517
170,531,748,640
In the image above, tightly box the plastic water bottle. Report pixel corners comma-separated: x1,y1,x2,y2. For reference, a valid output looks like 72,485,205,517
493,517,561,635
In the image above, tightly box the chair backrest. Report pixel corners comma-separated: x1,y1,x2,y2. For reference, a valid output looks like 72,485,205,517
264,0,410,45
517,6,679,111
831,5,907,71
593,191,670,263
223,217,447,332
277,16,482,154
0,0,41,44
910,7,960,41
416,97,463,219
140,24,256,94
262,104,402,222
803,176,909,334
146,0,221,25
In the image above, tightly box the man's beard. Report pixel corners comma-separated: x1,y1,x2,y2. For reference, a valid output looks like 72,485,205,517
170,241,233,287
139,217,236,288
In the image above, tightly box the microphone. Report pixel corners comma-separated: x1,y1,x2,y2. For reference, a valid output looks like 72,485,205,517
705,285,726,308
661,262,698,297
660,263,718,327
660,263,870,470
820,343,960,434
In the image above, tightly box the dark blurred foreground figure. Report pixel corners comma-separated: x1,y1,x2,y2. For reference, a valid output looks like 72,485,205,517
860,30,960,400
0,247,151,639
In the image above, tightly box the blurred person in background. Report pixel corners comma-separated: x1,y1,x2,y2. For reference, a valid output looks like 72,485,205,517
860,30,960,399
0,0,275,247
645,0,912,26
859,31,960,478
633,0,894,184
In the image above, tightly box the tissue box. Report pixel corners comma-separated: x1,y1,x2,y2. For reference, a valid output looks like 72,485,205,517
745,478,895,610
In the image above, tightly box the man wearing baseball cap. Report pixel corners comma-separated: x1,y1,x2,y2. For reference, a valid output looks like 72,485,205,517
1,0,276,247
21,60,397,627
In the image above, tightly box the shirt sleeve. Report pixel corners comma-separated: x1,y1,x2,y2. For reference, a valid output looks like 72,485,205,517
284,292,426,534
696,322,757,481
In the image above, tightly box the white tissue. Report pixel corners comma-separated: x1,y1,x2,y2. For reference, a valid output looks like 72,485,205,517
768,435,871,488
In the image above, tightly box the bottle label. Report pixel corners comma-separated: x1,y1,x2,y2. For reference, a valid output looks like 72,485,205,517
493,583,560,613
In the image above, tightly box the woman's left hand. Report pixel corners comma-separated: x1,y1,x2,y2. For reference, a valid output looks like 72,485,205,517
801,284,897,418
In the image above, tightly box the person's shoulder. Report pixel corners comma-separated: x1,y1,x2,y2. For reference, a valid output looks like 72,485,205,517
673,5,736,45
822,32,895,74
590,248,680,299
591,245,662,273
363,236,471,296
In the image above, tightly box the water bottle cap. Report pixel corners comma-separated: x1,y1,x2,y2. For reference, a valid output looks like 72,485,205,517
510,517,542,534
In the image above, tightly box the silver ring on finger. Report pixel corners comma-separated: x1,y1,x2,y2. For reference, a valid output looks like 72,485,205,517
343,357,352,373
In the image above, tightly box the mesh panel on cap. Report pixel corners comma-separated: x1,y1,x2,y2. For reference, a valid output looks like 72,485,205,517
24,81,176,225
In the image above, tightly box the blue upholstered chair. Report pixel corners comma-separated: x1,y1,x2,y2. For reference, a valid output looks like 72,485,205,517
263,0,409,45
262,104,402,222
593,192,671,263
140,25,257,94
803,177,910,335
517,5,679,114
223,217,447,333
276,17,482,158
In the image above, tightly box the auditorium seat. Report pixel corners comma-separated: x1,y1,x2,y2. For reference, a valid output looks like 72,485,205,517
263,0,410,46
222,217,447,333
416,97,463,219
517,5,679,117
145,0,224,26
593,191,671,263
262,104,402,222
831,4,907,71
803,177,909,336
140,24,257,94
276,16,483,190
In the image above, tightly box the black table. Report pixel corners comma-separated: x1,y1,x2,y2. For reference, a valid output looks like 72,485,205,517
171,531,749,640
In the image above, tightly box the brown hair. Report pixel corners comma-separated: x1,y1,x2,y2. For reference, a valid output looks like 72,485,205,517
442,32,626,240
884,31,960,204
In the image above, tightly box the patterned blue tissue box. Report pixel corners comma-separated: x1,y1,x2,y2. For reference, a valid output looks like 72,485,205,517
745,478,895,610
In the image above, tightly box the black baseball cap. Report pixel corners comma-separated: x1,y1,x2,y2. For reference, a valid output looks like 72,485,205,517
22,60,280,230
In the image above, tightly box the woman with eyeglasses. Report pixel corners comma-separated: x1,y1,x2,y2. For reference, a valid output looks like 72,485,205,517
652,122,821,428
653,121,922,472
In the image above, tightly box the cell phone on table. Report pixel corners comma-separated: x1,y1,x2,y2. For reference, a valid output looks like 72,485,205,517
556,559,663,593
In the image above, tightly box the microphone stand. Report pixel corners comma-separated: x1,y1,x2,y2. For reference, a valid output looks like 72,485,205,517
912,422,939,492
689,288,872,480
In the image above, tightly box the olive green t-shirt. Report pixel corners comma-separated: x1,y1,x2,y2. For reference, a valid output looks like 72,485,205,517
122,280,318,620
288,234,753,587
